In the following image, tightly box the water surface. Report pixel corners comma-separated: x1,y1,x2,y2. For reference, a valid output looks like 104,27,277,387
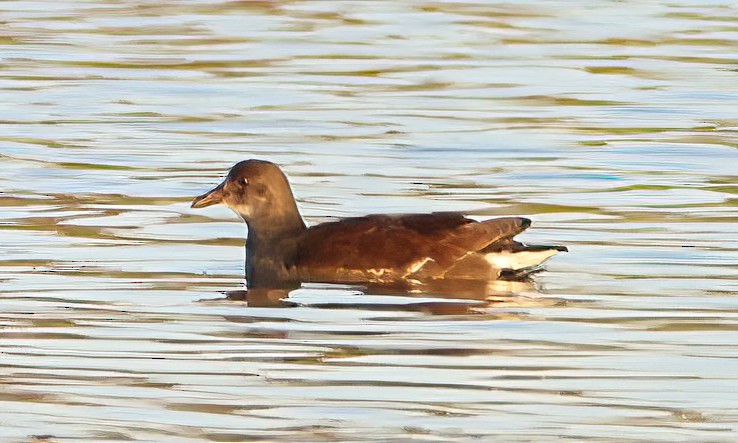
1,0,737,441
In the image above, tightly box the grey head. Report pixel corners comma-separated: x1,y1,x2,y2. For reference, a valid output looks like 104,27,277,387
191,159,306,235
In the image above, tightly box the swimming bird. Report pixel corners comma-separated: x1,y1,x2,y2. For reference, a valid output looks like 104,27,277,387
191,160,566,289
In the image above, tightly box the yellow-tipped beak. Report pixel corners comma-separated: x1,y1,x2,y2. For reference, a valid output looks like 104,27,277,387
191,183,224,208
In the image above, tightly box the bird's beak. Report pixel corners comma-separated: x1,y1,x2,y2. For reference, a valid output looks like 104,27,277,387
191,182,224,208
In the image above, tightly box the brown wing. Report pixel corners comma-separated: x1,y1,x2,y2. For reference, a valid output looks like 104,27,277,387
294,213,530,281
437,216,531,256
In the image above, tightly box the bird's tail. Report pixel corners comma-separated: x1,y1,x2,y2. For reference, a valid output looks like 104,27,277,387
482,242,568,279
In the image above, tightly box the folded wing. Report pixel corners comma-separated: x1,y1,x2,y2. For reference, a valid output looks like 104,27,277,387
295,213,532,282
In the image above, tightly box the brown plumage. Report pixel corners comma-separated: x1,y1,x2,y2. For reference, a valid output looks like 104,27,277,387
192,160,566,289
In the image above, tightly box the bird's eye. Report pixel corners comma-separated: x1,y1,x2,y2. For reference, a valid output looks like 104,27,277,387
242,178,249,187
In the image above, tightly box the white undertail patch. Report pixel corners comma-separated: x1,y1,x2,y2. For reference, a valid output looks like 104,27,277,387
484,249,560,270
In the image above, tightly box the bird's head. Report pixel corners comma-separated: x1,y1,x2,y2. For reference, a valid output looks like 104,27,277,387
191,159,303,230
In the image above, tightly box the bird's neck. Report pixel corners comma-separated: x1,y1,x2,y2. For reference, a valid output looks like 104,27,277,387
243,209,306,243
243,215,305,289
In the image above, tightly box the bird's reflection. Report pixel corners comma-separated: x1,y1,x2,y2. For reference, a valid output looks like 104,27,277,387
217,277,539,314
223,288,296,307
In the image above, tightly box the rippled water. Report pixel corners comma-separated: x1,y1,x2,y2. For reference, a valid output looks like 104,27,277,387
1,0,737,441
